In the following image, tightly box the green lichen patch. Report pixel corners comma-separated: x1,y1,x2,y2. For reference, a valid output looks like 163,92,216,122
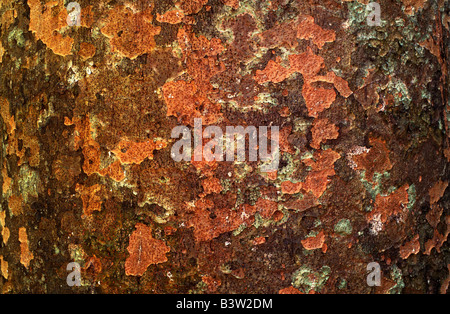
292,265,331,293
334,219,353,236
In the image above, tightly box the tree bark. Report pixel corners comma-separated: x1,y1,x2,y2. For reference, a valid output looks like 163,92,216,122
0,0,448,293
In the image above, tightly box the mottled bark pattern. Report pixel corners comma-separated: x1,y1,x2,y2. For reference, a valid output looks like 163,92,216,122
0,0,449,293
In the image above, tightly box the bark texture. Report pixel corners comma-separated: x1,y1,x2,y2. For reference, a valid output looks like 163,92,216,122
0,0,449,293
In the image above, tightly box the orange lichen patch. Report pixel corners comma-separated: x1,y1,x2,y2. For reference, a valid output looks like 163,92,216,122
99,160,125,182
164,226,177,236
83,255,102,275
255,198,278,218
0,209,9,245
266,170,277,180
82,139,101,175
283,192,317,212
201,177,223,195
163,27,225,124
426,204,443,228
2,227,10,245
2,165,11,195
424,215,449,256
2,105,40,166
258,13,335,50
87,149,125,180
301,230,325,250
6,115,15,136
65,116,91,151
424,228,448,255
254,58,290,84
190,135,220,174
162,80,221,125
0,210,5,228
296,16,335,49
164,80,197,107
281,181,303,194
1,8,17,35
8,195,23,216
64,116,73,126
440,264,450,294
188,207,233,242
0,97,14,135
177,27,225,59
289,48,325,78
221,0,239,9
401,0,428,15
125,223,170,276
101,5,161,59
444,148,450,162
0,41,4,63
279,106,290,117
259,15,335,51
19,134,40,167
350,138,392,182
258,18,304,50
331,74,352,98
303,149,341,171
367,184,409,224
156,10,184,24
310,118,339,149
254,48,325,85
256,46,350,117
300,150,340,198
273,210,284,222
78,42,96,59
279,126,294,153
399,234,420,259
4,136,19,162
253,236,266,245
302,168,336,198
18,227,33,269
0,255,8,279
178,0,209,15
176,27,225,92
79,5,94,28
279,286,303,294
302,82,336,118
187,199,255,242
202,275,221,292
28,0,74,56
311,71,353,98
112,139,168,165
65,116,125,181
75,184,103,218
191,159,218,177
429,180,448,204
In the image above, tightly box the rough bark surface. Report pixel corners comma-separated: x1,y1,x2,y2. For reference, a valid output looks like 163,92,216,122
0,0,449,293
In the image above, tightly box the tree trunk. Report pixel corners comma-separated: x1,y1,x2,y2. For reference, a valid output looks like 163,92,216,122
0,0,448,293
